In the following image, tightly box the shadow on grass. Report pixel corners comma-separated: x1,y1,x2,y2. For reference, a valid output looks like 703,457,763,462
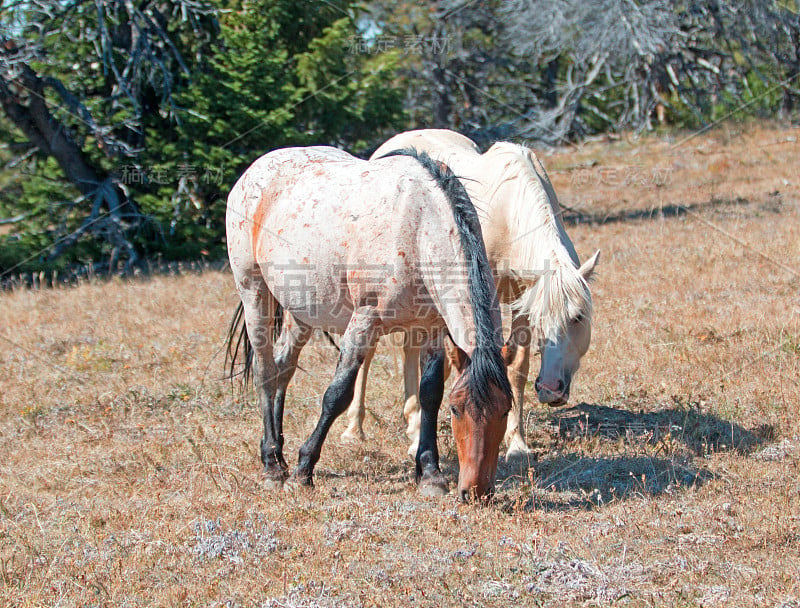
496,452,711,512
313,446,445,495
552,402,769,455
494,401,773,512
560,195,762,226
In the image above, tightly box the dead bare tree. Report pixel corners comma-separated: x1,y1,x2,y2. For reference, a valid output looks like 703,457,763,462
498,0,800,145
365,0,508,139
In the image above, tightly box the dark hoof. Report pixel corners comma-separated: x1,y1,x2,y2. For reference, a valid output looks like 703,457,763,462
418,475,449,497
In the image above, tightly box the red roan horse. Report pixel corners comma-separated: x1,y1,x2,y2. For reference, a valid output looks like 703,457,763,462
226,146,512,500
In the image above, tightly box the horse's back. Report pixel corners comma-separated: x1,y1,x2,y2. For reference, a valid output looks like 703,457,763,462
226,146,464,333
228,146,423,246
371,129,480,166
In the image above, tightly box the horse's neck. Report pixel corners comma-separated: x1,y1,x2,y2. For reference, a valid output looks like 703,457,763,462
439,302,478,356
478,152,579,279
412,196,479,357
433,288,502,358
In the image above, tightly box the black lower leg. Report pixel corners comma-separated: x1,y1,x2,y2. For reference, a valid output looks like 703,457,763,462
416,349,446,484
272,388,288,469
261,399,287,482
293,362,362,485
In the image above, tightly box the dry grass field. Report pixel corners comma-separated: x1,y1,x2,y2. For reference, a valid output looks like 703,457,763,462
1,122,799,607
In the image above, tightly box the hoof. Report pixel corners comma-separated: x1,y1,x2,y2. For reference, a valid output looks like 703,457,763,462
262,467,287,491
340,427,366,444
406,439,419,460
418,476,449,497
504,434,530,460
284,474,314,493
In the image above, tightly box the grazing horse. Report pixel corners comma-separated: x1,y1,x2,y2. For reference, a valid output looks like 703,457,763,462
341,130,599,457
226,146,512,500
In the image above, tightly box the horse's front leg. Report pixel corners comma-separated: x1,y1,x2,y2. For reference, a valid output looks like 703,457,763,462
415,341,448,496
504,312,532,457
287,308,378,489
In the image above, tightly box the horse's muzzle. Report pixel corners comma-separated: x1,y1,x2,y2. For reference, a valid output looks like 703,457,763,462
535,377,569,406
458,483,495,503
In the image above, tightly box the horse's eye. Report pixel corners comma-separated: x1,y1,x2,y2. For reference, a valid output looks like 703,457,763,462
571,314,584,325
450,405,461,418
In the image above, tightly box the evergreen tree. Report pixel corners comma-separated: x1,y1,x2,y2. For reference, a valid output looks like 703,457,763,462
153,0,405,260
0,0,405,274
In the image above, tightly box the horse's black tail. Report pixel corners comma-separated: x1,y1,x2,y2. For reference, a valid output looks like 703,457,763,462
225,300,284,386
225,302,253,386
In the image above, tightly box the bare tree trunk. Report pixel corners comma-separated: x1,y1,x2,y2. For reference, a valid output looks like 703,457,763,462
1,66,116,207
0,63,141,268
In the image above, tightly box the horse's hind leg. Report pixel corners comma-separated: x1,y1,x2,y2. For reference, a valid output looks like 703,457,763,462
287,308,378,489
272,313,312,470
340,343,375,443
236,280,285,488
401,342,422,458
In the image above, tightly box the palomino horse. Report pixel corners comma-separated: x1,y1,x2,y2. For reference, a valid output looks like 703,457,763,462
341,130,599,457
226,146,512,500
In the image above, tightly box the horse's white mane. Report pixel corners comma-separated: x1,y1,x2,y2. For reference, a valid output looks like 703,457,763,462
514,263,593,342
483,142,592,339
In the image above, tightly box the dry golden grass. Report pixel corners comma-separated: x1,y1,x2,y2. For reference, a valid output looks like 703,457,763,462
1,122,799,607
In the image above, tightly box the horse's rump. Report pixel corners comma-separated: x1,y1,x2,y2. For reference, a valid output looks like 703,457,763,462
226,146,475,338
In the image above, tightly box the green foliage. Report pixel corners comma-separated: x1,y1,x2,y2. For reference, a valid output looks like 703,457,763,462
711,71,785,122
0,146,85,274
0,0,406,275
152,0,405,261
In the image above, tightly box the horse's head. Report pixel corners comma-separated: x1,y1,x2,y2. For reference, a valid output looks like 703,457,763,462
534,251,600,406
446,342,511,502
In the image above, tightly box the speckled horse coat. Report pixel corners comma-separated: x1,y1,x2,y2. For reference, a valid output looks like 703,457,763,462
226,146,511,499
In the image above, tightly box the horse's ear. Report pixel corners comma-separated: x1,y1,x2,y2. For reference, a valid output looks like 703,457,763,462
579,250,600,281
444,338,469,374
